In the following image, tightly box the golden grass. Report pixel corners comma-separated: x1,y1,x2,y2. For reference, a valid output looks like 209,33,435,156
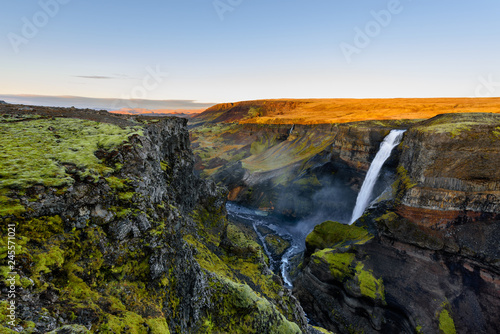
230,98,500,125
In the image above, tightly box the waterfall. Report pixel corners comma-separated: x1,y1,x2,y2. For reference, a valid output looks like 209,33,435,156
280,245,298,288
350,129,406,225
252,222,275,269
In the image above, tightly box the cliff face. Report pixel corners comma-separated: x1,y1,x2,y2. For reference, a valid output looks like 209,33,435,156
397,113,500,225
190,120,413,219
0,107,308,333
294,113,500,334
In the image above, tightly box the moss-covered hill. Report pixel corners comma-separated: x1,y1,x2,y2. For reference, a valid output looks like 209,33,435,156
0,106,308,333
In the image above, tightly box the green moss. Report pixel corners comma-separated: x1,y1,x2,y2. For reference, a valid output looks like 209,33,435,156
264,234,290,256
415,113,500,138
250,135,277,155
0,195,26,216
242,130,335,174
19,216,63,242
354,263,385,302
118,192,135,201
306,220,372,252
419,121,472,137
312,326,335,334
225,224,262,256
46,325,90,334
206,276,301,334
145,318,170,334
393,165,417,203
0,266,11,280
0,113,42,122
493,127,500,138
0,300,23,331
293,175,322,187
99,311,149,334
0,325,18,334
312,249,355,280
225,257,280,299
0,118,143,189
0,234,28,262
437,302,457,334
110,207,132,218
184,234,236,280
106,176,128,190
438,309,456,334
32,246,65,275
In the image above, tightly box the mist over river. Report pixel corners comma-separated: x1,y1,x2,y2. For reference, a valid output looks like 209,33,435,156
226,202,348,287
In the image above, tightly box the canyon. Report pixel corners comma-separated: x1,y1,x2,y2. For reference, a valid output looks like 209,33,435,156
190,99,500,333
1,98,499,333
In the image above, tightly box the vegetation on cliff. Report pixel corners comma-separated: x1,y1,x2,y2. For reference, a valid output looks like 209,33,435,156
294,112,500,334
0,107,307,333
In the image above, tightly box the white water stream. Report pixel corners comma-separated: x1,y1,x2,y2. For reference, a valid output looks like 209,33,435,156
350,129,406,225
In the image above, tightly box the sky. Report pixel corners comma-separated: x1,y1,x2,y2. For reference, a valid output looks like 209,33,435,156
1,0,500,109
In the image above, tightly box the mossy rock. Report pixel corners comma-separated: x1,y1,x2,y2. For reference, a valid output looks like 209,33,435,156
310,248,386,303
264,234,290,257
311,249,355,280
46,325,91,334
311,326,336,334
221,224,262,258
0,117,142,189
305,220,372,255
204,276,302,334
352,263,385,302
438,302,457,334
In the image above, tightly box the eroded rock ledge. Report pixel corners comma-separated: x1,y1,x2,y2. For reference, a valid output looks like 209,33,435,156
294,113,500,334
0,106,309,333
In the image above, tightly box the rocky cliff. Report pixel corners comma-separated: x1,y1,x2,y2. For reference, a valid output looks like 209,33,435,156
293,113,500,334
0,106,309,333
190,120,416,220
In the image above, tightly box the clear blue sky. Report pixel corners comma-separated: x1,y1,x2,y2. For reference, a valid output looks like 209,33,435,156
1,0,499,106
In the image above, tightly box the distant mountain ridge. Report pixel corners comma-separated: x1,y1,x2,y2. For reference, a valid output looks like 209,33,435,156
110,107,204,118
0,94,215,111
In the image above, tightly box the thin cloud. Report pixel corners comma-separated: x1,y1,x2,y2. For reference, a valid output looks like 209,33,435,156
74,75,115,80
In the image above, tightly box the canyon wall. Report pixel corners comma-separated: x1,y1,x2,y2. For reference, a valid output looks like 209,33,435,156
294,113,500,334
190,120,413,220
0,107,309,333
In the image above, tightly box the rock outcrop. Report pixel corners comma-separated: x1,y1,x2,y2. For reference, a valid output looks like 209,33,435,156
294,113,500,334
0,106,308,333
190,121,413,220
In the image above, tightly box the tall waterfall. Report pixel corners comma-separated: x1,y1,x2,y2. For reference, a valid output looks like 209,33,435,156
350,129,406,225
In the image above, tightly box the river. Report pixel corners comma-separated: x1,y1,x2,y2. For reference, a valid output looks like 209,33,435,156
226,202,337,288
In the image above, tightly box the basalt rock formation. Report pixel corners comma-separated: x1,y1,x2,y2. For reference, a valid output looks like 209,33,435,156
0,105,309,333
190,120,415,220
293,113,500,334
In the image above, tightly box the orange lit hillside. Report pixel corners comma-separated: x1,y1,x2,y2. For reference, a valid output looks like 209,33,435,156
193,98,500,124
110,108,205,117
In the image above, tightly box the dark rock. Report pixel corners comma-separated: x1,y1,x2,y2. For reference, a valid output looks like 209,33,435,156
294,114,500,334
